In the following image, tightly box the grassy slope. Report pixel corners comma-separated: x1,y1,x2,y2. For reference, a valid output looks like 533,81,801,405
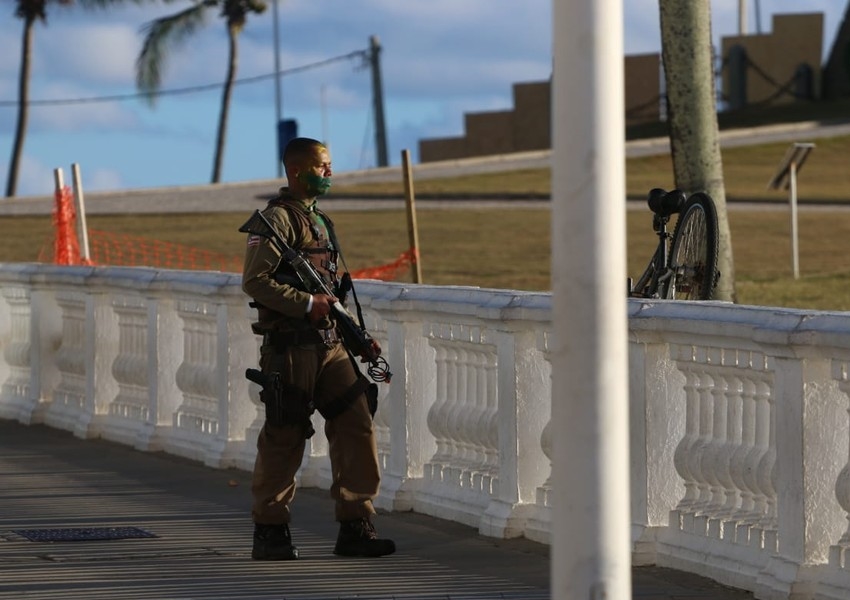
5,205,850,311
3,107,850,311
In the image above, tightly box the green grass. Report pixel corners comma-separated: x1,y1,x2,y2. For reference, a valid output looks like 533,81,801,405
5,108,850,311
5,205,850,311
331,134,850,203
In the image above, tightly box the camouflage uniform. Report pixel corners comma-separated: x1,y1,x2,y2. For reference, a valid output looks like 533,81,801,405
242,188,381,525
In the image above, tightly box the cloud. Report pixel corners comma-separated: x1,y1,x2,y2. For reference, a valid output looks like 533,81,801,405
35,23,141,86
0,29,19,76
21,81,142,134
80,166,124,193
0,154,57,198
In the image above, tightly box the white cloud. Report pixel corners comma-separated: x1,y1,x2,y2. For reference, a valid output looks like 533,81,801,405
0,29,19,76
35,23,141,86
80,166,124,193
24,81,141,133
0,154,56,198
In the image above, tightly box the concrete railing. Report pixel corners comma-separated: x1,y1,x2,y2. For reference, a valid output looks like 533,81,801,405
3,263,850,600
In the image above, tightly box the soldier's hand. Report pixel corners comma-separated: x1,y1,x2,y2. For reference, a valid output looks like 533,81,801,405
308,294,337,323
360,339,382,362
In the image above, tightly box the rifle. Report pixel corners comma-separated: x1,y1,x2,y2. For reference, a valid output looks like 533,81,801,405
239,209,392,383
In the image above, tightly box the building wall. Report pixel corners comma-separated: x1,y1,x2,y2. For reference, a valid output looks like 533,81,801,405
420,13,824,163
419,54,660,163
721,13,824,106
823,4,850,98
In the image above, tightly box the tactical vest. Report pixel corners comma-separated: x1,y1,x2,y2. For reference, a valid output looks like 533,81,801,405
269,197,339,290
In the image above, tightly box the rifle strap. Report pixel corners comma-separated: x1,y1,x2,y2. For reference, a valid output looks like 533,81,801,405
315,207,367,329
318,369,371,421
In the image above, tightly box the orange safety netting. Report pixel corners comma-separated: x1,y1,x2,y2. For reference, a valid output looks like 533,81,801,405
52,185,92,266
45,189,416,279
84,229,243,272
349,249,418,281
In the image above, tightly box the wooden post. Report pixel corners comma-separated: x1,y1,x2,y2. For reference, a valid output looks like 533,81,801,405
401,149,423,283
71,163,91,264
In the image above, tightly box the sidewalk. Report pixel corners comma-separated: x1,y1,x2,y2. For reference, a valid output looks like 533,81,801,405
0,419,752,599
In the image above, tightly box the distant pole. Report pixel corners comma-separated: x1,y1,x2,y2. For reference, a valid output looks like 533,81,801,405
789,161,800,279
552,0,630,598
272,0,283,177
321,84,330,150
369,35,389,167
401,149,422,283
738,0,747,34
767,142,814,281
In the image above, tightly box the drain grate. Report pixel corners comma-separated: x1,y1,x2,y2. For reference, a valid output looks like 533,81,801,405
12,527,157,542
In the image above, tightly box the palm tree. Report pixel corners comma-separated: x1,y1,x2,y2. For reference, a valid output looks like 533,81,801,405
6,0,155,198
136,0,268,184
7,0,69,198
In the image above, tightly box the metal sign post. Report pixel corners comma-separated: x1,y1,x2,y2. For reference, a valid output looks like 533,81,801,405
767,142,815,279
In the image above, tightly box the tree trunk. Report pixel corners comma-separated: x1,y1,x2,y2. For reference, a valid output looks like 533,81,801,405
211,24,238,184
659,0,736,301
6,17,34,198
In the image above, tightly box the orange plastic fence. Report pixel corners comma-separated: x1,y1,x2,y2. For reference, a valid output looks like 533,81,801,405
52,185,91,266
46,188,417,281
348,249,418,281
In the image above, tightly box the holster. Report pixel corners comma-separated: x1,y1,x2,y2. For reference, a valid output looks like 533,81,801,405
246,368,316,437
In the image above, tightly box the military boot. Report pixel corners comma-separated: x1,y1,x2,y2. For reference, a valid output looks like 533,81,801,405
333,517,396,557
252,523,299,560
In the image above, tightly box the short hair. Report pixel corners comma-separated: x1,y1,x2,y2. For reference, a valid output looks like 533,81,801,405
282,137,325,169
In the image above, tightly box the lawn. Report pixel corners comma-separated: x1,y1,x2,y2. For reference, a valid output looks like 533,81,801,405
3,204,849,312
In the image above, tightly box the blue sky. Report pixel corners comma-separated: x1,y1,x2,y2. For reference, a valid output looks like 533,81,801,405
0,0,846,197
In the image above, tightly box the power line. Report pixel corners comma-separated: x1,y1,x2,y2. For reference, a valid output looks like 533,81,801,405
0,48,368,108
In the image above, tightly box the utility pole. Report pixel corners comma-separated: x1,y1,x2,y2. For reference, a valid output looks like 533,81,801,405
738,0,747,34
272,0,283,177
369,35,389,167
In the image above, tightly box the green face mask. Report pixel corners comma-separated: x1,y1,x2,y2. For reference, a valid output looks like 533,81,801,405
302,173,332,196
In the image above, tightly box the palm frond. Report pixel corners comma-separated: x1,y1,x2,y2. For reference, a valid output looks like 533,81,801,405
77,0,185,7
136,2,213,102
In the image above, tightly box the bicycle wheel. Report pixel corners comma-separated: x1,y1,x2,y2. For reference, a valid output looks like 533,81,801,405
666,192,719,300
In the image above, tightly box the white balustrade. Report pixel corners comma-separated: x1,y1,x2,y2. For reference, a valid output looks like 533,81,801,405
4,263,850,599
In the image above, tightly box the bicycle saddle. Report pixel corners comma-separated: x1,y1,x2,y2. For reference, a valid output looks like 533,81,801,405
647,188,686,217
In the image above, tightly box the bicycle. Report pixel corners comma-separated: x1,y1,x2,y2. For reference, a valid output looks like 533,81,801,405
628,188,720,300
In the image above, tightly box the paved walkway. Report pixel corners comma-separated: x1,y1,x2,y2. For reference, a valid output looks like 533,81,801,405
0,419,754,599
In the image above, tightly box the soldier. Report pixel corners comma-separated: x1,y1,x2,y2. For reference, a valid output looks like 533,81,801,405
242,137,395,560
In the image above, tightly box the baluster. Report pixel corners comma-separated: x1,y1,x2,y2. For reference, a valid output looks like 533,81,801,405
111,296,149,421
53,291,86,411
718,371,745,521
756,373,778,533
673,359,701,513
749,374,773,524
734,374,760,522
1,287,32,406
425,338,451,479
704,366,729,517
447,346,471,486
174,301,219,436
688,368,715,514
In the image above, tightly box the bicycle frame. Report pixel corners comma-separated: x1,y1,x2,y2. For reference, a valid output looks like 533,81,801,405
629,212,674,299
